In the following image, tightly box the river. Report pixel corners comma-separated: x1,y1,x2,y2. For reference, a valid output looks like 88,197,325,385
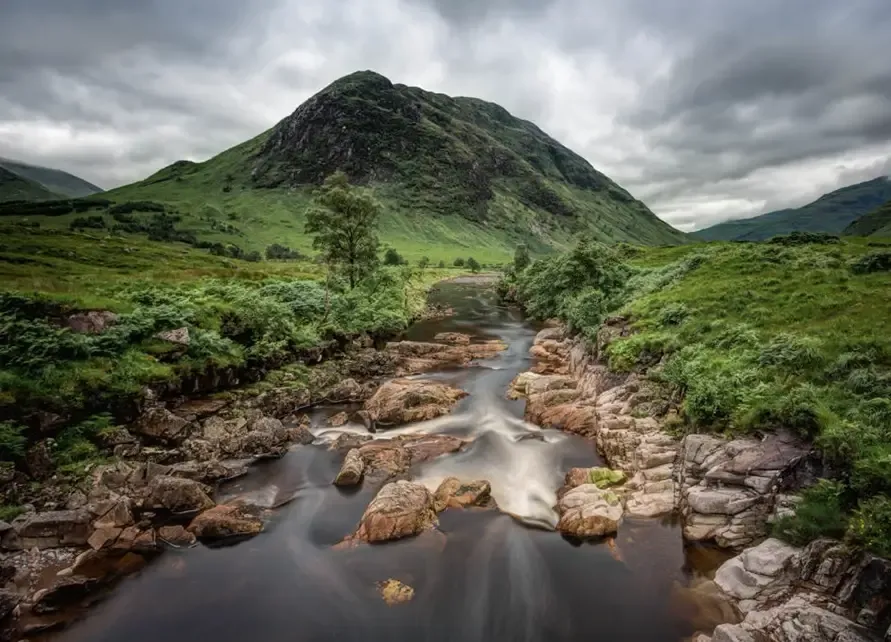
48,279,727,642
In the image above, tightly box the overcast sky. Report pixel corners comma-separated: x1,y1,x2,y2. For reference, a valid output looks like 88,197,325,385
1,0,890,231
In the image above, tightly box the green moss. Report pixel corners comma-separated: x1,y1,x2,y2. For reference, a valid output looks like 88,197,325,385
587,467,626,488
0,504,24,522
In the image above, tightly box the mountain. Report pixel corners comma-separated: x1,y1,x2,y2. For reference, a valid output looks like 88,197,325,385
0,166,62,202
692,177,891,242
0,157,102,198
95,70,685,259
845,198,891,238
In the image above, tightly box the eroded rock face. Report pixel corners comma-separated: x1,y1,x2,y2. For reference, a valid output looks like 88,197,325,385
1,510,92,550
363,379,467,427
188,504,264,541
433,478,495,512
556,484,623,538
333,449,365,487
677,432,811,549
350,481,438,543
701,538,891,642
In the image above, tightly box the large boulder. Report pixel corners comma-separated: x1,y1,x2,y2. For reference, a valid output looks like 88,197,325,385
363,379,467,427
433,478,495,512
713,538,798,611
556,484,624,538
333,449,365,487
357,434,467,481
351,481,438,543
146,476,215,514
2,510,92,550
433,332,471,345
188,504,264,541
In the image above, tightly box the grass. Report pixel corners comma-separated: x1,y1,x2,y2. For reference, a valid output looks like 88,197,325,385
506,234,891,555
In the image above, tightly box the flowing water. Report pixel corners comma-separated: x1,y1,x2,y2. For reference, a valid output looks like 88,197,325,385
50,280,728,642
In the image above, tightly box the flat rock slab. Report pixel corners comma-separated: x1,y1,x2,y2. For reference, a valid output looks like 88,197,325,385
363,379,468,427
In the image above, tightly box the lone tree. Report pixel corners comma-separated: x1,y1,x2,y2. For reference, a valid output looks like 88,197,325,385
418,256,430,269
467,257,481,273
305,172,381,289
514,244,531,272
383,247,405,266
453,257,466,267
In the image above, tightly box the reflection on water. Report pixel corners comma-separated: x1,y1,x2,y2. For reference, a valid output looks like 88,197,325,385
50,282,729,642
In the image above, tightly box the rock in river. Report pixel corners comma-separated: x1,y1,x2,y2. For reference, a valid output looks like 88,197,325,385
351,481,438,543
556,484,624,538
363,379,467,427
146,476,215,514
376,579,415,605
333,449,365,487
188,504,264,541
433,477,495,512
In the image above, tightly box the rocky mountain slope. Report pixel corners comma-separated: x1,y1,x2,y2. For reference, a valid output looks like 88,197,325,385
97,70,685,259
845,198,891,238
0,158,102,199
693,177,891,241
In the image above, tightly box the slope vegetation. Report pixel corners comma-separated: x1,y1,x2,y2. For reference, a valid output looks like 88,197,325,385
0,166,60,202
844,199,891,238
693,177,891,241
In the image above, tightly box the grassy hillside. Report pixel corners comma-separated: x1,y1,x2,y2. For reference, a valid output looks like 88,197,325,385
693,177,891,241
0,166,61,202
0,71,685,263
845,199,891,238
505,235,891,555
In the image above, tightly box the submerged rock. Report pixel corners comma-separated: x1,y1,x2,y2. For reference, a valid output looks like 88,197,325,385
376,579,415,605
333,449,365,487
351,481,438,543
158,525,197,548
363,379,467,427
556,484,624,538
433,477,495,512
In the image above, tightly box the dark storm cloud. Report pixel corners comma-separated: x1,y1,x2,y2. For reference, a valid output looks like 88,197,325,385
0,0,889,230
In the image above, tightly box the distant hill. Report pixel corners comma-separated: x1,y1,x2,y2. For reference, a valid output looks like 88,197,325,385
693,177,891,241
0,166,62,202
0,157,102,199
92,70,685,260
845,198,891,238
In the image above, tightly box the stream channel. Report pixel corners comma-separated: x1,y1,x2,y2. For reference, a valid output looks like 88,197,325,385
50,279,727,642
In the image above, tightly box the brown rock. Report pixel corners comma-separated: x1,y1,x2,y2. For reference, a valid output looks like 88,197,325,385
188,504,263,540
328,433,372,452
556,485,624,538
333,449,365,487
433,477,495,512
325,378,366,402
87,526,122,550
357,434,466,481
327,411,350,427
32,576,102,614
155,327,190,345
25,440,55,480
433,332,471,345
352,481,438,543
66,310,119,334
363,379,467,427
158,525,197,547
146,476,215,514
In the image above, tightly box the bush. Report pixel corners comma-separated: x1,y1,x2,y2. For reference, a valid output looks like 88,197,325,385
467,257,481,273
0,421,27,460
265,243,303,260
851,251,891,275
773,480,849,546
848,496,891,558
244,251,262,263
438,260,445,268
769,232,840,246
70,215,106,230
418,256,430,269
453,257,466,267
758,333,821,370
108,201,166,215
383,248,406,266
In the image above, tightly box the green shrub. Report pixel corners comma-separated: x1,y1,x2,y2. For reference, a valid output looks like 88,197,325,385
773,480,849,546
265,243,303,260
851,251,891,274
758,333,821,370
383,248,406,266
108,201,166,215
848,495,891,558
70,215,107,230
453,257,466,267
768,232,840,246
0,421,27,460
